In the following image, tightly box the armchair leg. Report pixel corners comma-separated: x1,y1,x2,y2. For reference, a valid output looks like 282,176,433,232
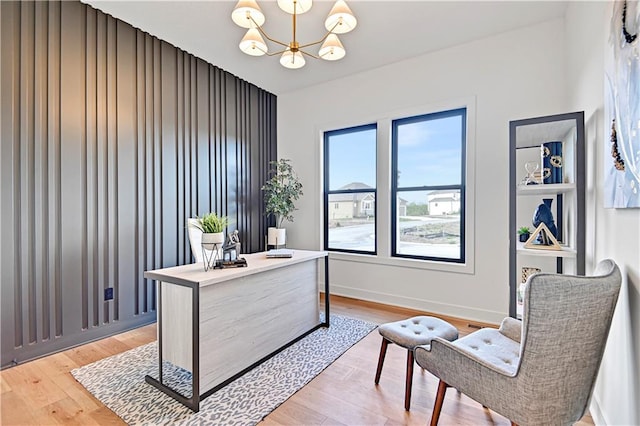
374,338,389,384
405,349,414,410
430,380,449,426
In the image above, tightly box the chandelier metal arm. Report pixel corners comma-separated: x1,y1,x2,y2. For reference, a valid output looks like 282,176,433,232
263,48,289,57
298,49,320,60
261,46,319,59
296,20,342,50
248,15,290,48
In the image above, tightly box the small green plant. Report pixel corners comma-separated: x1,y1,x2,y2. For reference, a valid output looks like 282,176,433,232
517,226,531,235
194,213,229,234
261,159,303,228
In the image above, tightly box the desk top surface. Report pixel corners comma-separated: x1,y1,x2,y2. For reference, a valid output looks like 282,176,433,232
143,249,327,288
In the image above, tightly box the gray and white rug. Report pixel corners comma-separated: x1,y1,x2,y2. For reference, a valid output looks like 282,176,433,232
71,315,376,425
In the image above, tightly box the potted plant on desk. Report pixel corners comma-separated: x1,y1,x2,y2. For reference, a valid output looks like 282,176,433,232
194,213,229,250
261,159,303,247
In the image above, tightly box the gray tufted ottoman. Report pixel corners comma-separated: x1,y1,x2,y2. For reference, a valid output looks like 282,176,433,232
374,316,458,410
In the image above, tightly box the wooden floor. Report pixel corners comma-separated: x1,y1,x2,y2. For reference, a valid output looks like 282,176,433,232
0,295,594,425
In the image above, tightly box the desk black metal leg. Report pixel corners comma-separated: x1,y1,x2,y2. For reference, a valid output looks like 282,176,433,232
158,281,163,384
144,281,201,412
324,256,330,327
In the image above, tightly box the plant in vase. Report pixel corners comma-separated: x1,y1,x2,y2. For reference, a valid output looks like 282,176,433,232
261,159,303,247
192,212,229,250
517,226,531,243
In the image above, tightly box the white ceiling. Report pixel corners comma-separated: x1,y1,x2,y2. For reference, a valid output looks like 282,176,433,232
83,0,569,95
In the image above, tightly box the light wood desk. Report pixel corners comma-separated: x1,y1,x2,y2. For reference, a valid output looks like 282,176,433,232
143,249,328,412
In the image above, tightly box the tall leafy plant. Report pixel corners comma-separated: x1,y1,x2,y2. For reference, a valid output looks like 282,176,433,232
262,159,303,228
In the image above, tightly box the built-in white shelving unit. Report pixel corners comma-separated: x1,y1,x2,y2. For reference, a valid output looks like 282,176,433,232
509,112,585,319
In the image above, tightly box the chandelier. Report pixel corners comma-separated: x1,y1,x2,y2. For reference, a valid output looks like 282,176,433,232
231,0,357,69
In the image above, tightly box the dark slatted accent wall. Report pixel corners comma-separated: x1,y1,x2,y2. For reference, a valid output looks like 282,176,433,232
0,0,277,368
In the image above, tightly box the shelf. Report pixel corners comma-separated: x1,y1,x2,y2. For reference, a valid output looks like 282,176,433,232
516,241,577,258
509,111,585,320
516,183,575,195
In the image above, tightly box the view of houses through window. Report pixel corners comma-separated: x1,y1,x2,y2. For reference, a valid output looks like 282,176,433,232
324,125,377,253
393,108,466,262
324,107,466,263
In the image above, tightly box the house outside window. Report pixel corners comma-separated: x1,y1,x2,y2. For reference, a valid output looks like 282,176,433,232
324,124,377,254
392,108,466,263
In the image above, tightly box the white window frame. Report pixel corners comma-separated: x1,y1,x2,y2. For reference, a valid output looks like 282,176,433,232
318,97,476,274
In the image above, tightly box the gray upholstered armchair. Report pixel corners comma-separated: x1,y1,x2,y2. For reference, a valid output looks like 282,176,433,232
414,259,622,426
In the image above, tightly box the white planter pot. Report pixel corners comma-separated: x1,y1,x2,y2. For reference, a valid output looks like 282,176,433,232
202,232,224,250
267,227,286,246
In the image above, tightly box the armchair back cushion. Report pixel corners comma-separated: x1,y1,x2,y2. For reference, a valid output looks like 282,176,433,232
517,259,621,423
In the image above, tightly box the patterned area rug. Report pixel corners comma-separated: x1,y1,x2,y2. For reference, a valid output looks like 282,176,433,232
71,315,376,425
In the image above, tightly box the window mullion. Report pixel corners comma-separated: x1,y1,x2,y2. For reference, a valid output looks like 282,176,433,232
377,118,392,258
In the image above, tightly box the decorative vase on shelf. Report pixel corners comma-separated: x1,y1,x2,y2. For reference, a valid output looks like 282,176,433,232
541,141,563,184
532,198,557,241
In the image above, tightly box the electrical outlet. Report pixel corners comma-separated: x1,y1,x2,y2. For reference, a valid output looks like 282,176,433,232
104,287,114,301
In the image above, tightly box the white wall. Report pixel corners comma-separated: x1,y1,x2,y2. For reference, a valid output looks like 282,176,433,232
278,19,567,323
565,2,640,425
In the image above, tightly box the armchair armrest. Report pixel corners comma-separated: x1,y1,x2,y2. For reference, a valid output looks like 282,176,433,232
498,317,522,343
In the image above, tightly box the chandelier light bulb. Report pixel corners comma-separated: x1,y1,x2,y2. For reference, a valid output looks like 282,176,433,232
325,0,357,34
277,0,313,15
280,50,306,69
319,34,345,61
231,0,266,28
239,28,268,56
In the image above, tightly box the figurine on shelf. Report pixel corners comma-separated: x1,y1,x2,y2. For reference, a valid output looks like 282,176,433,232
521,161,541,185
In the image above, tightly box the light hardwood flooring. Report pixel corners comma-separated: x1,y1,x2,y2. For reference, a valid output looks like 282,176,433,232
0,295,594,425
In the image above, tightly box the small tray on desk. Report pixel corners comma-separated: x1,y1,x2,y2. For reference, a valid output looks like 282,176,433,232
213,258,248,269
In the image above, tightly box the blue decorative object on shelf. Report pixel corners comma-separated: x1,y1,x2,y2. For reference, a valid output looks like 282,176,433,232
541,141,563,184
533,198,557,240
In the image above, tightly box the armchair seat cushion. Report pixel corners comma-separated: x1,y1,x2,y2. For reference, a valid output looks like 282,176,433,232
452,328,521,375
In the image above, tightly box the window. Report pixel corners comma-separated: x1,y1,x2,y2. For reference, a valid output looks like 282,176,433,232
322,103,472,270
392,108,466,262
324,124,377,254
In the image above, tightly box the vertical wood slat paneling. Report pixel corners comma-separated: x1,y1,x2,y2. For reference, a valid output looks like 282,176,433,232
34,1,49,343
80,3,89,331
20,0,35,346
12,0,24,349
134,31,144,316
1,0,276,368
49,0,63,339
116,20,136,322
87,5,99,328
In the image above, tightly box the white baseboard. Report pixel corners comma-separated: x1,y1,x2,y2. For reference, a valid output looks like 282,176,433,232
329,284,504,325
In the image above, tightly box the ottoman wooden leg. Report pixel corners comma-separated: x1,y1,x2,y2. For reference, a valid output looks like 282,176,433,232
374,338,389,384
405,349,414,410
